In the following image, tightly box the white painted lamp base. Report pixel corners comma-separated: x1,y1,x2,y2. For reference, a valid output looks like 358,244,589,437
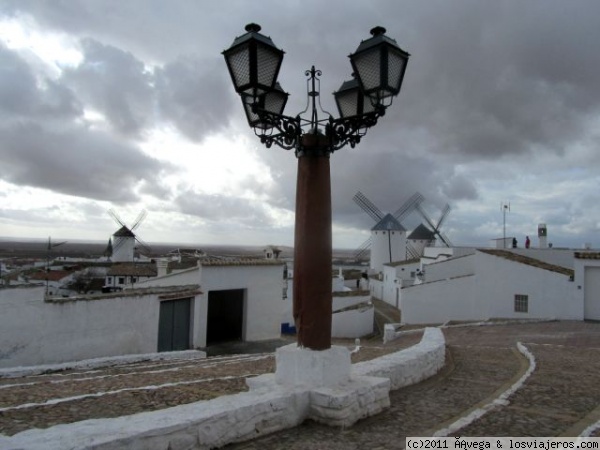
247,344,390,427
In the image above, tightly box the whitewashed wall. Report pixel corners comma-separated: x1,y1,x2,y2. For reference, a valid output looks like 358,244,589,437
0,286,187,368
402,250,579,324
332,305,374,338
475,251,578,320
380,261,420,307
423,253,475,283
137,263,284,348
509,248,575,269
402,275,478,324
200,265,283,346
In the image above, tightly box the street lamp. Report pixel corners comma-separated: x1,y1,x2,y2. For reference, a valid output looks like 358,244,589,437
223,24,410,351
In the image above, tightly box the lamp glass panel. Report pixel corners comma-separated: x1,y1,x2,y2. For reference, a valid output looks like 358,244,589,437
256,46,282,90
335,89,357,118
335,86,376,118
226,46,251,93
353,50,381,94
263,87,287,116
387,47,408,93
242,96,271,129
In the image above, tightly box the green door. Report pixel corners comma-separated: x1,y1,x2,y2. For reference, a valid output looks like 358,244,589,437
158,298,191,352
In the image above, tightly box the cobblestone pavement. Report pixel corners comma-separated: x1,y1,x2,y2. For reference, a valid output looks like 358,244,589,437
0,333,423,436
225,321,600,449
2,321,600,448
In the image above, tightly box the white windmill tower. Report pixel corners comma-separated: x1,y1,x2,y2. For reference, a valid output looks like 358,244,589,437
353,191,424,273
107,209,151,262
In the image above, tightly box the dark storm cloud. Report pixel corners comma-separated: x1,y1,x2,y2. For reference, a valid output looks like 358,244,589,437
62,38,154,137
0,44,81,120
154,56,235,141
391,1,600,161
0,121,172,202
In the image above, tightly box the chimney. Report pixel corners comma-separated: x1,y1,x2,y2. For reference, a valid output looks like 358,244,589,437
538,223,548,249
156,259,169,277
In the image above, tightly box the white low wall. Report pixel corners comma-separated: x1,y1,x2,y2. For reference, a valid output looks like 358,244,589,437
354,327,445,389
2,328,446,450
0,285,200,368
332,305,374,338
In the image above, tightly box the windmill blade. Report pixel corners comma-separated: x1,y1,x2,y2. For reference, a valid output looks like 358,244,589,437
435,204,451,230
438,232,452,247
134,236,152,255
112,238,127,253
415,203,437,231
406,242,421,260
393,192,425,222
131,209,147,231
353,191,384,222
108,209,126,228
354,237,372,259
47,237,67,250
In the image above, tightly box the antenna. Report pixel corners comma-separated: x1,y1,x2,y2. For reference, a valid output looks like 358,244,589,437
501,201,510,248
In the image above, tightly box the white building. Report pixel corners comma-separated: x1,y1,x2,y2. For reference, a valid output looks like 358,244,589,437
0,256,286,368
135,257,285,348
105,263,157,289
401,248,579,324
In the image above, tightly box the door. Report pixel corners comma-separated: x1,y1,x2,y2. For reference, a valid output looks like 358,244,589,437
207,289,244,345
584,267,600,320
158,298,191,352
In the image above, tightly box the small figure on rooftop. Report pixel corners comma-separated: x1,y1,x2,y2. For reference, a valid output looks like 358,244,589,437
525,236,531,249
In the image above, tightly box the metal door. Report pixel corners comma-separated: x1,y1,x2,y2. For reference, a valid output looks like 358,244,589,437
158,298,191,352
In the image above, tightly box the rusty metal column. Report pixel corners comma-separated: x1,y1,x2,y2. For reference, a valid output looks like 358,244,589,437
293,134,332,350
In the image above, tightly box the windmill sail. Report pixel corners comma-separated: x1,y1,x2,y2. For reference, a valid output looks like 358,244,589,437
353,191,384,222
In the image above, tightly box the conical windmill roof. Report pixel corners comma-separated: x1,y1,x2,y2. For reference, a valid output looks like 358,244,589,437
408,223,436,240
113,225,135,237
371,213,406,231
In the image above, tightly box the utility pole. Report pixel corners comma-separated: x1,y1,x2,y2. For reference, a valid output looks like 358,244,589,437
501,202,510,248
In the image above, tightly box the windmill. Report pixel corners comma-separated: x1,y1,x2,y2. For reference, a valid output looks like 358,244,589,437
107,209,151,262
353,191,424,271
414,202,452,247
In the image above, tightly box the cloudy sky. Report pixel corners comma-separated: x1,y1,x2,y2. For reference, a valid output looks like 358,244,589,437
1,1,599,250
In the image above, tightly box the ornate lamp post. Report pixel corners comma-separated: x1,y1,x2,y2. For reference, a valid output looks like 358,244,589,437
223,24,409,351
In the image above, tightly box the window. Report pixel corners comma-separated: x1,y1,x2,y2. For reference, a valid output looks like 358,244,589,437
118,277,125,284
514,294,528,313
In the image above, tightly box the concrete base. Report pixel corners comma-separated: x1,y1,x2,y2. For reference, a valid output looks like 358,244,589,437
275,344,352,387
247,344,390,427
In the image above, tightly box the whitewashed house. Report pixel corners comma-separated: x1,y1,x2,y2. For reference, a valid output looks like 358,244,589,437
105,263,157,289
0,254,287,368
134,257,285,348
401,248,578,324
377,259,421,308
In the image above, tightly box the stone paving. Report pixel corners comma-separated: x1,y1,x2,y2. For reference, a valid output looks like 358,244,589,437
2,321,600,448
225,321,600,449
0,333,423,437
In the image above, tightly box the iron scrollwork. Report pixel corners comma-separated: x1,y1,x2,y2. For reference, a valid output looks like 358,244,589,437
253,109,301,151
249,66,387,156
